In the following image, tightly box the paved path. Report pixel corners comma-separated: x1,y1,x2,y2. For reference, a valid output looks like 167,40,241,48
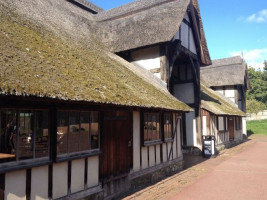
121,135,267,200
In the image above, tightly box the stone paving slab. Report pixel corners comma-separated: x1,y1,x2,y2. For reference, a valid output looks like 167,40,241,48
120,135,263,200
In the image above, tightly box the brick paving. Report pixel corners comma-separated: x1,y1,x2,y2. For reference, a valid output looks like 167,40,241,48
120,135,263,200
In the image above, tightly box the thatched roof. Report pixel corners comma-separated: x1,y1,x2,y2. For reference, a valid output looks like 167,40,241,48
200,56,251,89
0,0,192,112
68,0,104,13
94,0,211,65
201,83,246,116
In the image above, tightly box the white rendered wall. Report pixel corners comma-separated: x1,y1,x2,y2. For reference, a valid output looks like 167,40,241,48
141,147,148,169
87,156,99,188
173,83,195,104
5,170,26,200
149,146,156,167
180,22,189,49
31,166,49,200
133,111,141,172
224,87,236,104
71,159,85,193
53,162,68,199
131,46,160,72
155,144,161,165
202,116,207,136
242,117,247,136
185,111,196,146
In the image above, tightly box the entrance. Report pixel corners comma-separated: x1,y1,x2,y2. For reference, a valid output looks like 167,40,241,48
100,111,132,180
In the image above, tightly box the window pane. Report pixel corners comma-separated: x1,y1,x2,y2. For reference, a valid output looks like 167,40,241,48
35,110,49,158
69,112,79,153
18,111,34,160
144,113,161,143
80,112,90,151
0,110,16,163
57,111,68,155
218,117,224,131
90,112,99,149
164,114,172,140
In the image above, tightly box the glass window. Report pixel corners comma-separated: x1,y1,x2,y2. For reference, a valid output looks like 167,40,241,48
35,110,49,158
80,112,90,151
0,109,49,163
18,111,34,160
69,112,79,153
144,113,161,144
57,111,100,156
218,117,224,131
57,111,68,155
164,114,172,140
90,112,99,149
235,117,242,130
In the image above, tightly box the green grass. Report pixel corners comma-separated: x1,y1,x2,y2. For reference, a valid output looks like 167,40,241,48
247,119,267,135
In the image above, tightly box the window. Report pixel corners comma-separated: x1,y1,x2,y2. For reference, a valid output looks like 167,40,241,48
218,117,224,131
0,109,49,163
143,113,161,144
235,117,242,130
57,111,99,156
164,114,173,141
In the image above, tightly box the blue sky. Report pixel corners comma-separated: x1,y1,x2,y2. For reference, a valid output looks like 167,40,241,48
91,0,267,69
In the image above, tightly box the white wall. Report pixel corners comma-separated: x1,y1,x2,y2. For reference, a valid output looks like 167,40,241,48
202,116,207,136
71,159,85,193
5,170,26,200
173,83,195,104
87,156,99,188
53,162,68,199
31,166,49,200
185,111,196,146
131,46,161,79
242,117,247,136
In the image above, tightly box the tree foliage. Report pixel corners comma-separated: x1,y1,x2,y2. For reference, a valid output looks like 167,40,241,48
246,99,266,114
246,61,267,110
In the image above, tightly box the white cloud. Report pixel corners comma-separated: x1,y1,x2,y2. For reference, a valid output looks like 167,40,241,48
229,48,267,70
246,9,267,23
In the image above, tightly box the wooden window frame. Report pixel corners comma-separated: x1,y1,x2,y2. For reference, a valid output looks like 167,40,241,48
163,113,173,142
0,108,51,173
235,117,242,131
56,110,100,162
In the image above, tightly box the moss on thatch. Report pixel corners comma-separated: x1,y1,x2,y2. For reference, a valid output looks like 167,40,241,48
0,7,191,111
201,83,246,116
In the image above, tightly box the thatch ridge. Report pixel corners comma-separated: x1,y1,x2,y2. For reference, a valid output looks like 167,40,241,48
0,2,191,112
94,0,211,65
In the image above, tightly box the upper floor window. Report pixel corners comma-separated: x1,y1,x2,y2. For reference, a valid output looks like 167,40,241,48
57,111,99,156
0,109,49,163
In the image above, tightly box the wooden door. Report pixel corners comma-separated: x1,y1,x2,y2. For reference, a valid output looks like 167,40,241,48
228,117,234,140
100,111,132,180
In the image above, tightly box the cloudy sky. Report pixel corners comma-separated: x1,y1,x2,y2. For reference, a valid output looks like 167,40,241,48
90,0,267,69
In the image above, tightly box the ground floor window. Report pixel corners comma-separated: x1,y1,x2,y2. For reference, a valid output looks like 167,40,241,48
57,111,99,156
143,113,161,144
217,116,228,132
235,117,242,130
143,112,175,145
164,113,173,141
0,109,49,163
